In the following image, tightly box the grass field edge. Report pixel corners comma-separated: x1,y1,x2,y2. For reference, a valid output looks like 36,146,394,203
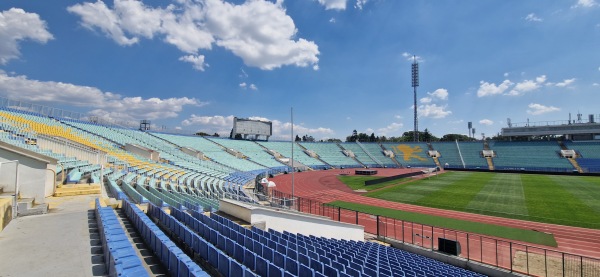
326,200,558,248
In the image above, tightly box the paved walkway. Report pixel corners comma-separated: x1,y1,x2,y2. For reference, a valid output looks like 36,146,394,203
0,194,104,277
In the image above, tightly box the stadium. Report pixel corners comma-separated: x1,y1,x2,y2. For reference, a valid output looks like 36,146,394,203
1,1,600,277
1,97,599,277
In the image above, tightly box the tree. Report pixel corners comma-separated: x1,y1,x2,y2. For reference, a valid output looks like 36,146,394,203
356,132,369,142
440,133,473,141
295,135,301,142
195,132,210,136
345,130,359,142
213,133,220,137
369,133,376,142
326,138,342,143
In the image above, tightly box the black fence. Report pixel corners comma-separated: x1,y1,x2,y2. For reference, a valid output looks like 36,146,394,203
270,190,600,277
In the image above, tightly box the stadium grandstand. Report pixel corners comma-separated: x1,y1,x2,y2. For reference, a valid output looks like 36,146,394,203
2,100,600,277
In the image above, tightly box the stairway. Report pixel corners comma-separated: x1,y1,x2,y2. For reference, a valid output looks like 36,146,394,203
568,158,583,173
486,157,495,170
17,197,48,216
54,184,101,197
379,143,402,167
559,141,583,173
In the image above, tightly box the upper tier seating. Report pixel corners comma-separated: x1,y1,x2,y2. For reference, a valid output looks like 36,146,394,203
257,141,327,168
207,138,286,170
338,142,388,168
381,142,436,167
431,142,488,169
488,141,573,172
300,142,361,168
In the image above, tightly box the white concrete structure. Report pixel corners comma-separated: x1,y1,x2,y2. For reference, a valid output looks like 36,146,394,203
0,141,57,202
220,198,364,241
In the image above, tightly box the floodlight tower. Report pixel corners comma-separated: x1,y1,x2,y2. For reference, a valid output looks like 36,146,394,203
411,56,419,142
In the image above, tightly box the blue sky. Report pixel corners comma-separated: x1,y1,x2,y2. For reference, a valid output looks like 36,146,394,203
0,0,599,140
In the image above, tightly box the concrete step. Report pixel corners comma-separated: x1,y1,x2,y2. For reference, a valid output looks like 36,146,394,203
16,198,48,217
54,184,101,197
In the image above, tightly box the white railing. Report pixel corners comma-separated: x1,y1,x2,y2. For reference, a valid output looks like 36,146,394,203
36,134,107,165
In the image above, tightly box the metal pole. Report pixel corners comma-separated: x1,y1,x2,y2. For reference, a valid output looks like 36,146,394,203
510,243,513,272
290,107,295,209
466,233,469,260
376,215,380,237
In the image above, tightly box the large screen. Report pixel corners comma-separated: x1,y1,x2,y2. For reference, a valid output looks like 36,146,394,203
233,117,272,137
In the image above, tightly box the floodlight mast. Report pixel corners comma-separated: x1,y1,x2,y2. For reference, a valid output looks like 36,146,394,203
411,56,419,142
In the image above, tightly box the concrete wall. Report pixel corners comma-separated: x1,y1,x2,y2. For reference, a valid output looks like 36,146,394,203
220,199,364,241
125,144,159,161
0,142,57,202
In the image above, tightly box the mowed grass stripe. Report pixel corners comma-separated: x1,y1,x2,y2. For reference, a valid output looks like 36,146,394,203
366,171,477,204
327,201,557,247
466,173,529,217
547,175,600,214
413,172,492,210
522,175,600,228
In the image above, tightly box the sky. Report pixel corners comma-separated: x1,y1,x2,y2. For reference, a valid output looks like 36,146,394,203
0,0,599,141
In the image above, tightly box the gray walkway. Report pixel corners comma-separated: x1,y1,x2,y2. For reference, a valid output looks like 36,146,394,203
0,195,104,277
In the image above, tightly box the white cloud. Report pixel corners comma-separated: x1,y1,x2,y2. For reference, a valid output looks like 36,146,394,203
401,52,423,63
355,0,368,10
418,104,452,119
179,54,207,71
504,72,509,77
527,103,560,115
555,78,576,87
329,18,336,23
181,114,333,139
507,75,546,96
239,82,258,90
525,13,543,22
317,0,347,10
0,72,202,121
429,88,448,100
572,0,598,8
377,122,403,136
68,0,319,71
477,79,513,97
0,8,54,64
419,97,432,104
182,115,234,127
67,1,139,46
479,119,494,126
420,88,448,103
593,83,599,86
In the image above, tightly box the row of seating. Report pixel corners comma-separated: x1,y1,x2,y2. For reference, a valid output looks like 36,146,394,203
94,198,149,276
121,198,209,276
299,142,361,168
147,203,258,276
165,206,484,277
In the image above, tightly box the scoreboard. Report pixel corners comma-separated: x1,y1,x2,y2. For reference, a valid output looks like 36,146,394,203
232,117,272,140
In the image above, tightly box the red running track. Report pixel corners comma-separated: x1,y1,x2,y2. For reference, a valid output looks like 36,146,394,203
270,169,600,260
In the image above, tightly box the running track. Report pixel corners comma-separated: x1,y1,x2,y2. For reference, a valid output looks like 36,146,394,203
270,169,600,260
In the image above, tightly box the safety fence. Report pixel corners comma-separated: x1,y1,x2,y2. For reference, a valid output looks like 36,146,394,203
270,190,600,277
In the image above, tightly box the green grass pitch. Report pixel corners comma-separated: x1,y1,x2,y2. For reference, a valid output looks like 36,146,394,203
345,171,600,229
327,201,557,247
